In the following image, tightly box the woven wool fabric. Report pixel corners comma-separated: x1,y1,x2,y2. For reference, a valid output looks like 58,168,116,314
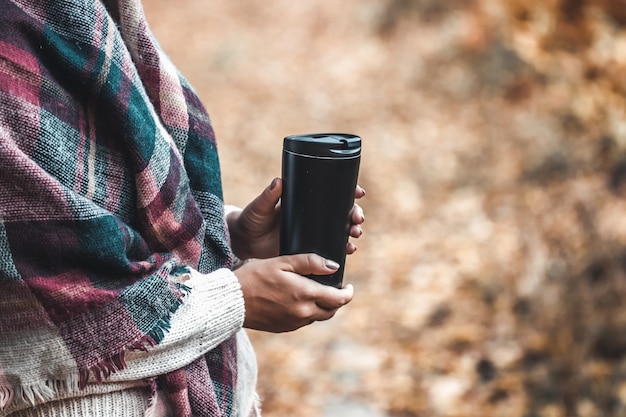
0,0,246,415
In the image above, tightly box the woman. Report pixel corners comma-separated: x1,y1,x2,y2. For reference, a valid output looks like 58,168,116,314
0,0,365,416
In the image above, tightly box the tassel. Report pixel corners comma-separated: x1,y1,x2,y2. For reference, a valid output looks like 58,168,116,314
147,317,173,345
66,372,81,393
79,369,90,390
143,378,158,417
111,351,127,371
0,376,86,410
16,382,55,406
0,384,14,409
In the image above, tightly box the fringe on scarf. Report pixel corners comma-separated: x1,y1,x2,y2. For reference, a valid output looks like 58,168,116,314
144,377,159,417
0,350,134,411
0,384,13,409
0,283,192,412
0,373,81,411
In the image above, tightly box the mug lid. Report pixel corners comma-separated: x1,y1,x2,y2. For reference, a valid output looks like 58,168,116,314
283,133,361,158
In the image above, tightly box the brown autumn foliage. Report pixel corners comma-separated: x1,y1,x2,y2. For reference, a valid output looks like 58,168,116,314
144,0,626,415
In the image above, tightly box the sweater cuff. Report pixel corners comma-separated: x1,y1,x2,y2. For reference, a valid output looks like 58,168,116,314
224,204,248,268
109,268,245,381
224,204,242,218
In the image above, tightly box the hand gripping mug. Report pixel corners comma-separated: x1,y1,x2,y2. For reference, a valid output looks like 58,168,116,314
279,133,361,288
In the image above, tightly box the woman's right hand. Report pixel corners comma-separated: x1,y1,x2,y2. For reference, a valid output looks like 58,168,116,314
234,253,354,333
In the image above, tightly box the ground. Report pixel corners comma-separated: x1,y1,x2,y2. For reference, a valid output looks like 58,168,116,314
143,1,626,416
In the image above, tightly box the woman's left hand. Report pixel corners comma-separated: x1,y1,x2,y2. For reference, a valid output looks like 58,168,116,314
227,177,365,260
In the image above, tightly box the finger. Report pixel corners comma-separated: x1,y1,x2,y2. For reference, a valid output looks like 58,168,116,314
315,308,339,322
282,253,340,276
316,284,354,311
350,203,365,225
346,241,357,254
245,177,282,217
267,177,282,199
260,177,282,211
355,185,366,199
349,224,363,238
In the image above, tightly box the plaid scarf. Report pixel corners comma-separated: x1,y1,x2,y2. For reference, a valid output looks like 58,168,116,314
0,0,241,415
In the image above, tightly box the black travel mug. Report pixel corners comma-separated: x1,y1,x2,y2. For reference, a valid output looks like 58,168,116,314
279,133,361,288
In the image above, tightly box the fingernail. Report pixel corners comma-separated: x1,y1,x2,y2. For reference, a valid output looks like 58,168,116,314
269,178,279,191
325,259,340,270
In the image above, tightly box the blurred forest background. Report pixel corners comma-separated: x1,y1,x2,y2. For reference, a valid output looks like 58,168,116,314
143,0,626,416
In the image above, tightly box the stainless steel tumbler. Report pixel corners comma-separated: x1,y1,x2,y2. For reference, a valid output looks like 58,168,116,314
279,133,361,287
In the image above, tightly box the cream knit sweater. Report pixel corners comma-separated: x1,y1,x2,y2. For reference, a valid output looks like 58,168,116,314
6,268,260,417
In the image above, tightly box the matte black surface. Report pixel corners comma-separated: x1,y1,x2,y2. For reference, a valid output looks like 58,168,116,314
280,133,361,287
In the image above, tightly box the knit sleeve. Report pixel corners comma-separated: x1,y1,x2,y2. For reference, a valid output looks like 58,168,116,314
106,267,245,382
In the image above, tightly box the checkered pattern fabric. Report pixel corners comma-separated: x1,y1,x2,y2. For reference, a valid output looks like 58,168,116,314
0,0,243,415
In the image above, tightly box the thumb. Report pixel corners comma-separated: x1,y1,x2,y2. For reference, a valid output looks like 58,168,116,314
282,253,340,276
247,177,282,216
316,283,354,310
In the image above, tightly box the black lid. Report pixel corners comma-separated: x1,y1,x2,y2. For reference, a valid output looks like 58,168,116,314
283,133,361,158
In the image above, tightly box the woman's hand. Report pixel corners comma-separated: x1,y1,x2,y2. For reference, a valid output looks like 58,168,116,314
235,253,354,333
227,177,366,260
